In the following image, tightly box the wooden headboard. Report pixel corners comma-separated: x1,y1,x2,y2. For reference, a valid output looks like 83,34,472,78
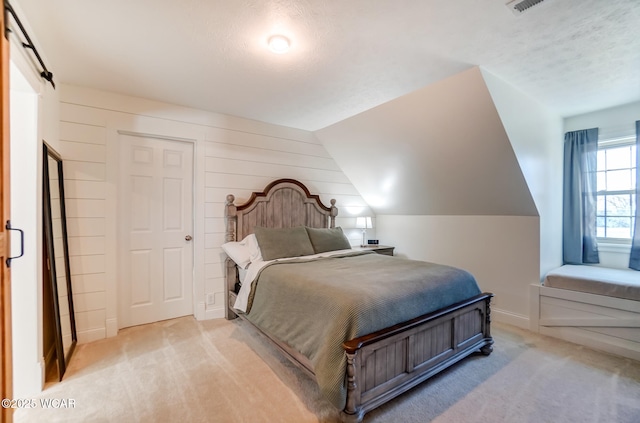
224,179,338,319
224,178,338,242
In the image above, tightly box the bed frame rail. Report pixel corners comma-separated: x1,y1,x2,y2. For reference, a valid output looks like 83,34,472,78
341,293,493,423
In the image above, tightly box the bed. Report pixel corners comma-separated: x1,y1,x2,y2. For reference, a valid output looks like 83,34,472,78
223,178,494,422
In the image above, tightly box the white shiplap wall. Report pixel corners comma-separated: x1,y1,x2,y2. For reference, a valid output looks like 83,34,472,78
58,85,371,342
202,127,369,310
58,121,108,343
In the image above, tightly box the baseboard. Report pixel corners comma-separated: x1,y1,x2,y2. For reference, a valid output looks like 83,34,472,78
44,344,56,366
492,307,529,329
195,301,225,320
529,283,541,332
539,325,640,361
39,356,47,392
43,344,56,382
195,301,206,320
105,317,118,338
204,305,225,320
77,327,106,344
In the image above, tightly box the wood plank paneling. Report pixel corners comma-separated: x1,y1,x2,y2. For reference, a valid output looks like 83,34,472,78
205,128,331,158
204,157,349,183
71,273,106,294
69,255,105,276
207,142,340,171
66,218,105,237
68,236,105,256
64,180,106,199
59,141,106,163
59,121,106,145
60,103,108,127
65,199,106,218
59,118,108,342
59,89,371,338
74,309,106,331
64,161,106,181
73,292,106,313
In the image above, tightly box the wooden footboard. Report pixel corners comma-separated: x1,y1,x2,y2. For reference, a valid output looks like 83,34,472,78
229,283,493,423
341,293,493,423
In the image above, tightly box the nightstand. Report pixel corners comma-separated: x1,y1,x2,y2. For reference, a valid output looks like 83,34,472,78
356,245,395,256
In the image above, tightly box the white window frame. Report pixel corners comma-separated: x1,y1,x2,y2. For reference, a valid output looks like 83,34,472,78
596,135,636,244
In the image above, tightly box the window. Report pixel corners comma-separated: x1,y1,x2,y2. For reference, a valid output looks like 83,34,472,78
596,137,636,241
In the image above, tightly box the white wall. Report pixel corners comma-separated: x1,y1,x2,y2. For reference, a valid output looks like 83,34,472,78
564,100,640,269
565,100,640,139
315,67,551,328
57,84,370,342
481,68,564,279
377,215,540,328
315,67,538,217
57,106,109,342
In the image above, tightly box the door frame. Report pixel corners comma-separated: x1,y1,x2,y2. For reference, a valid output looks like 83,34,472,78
115,130,196,329
3,1,53,409
1,6,12,422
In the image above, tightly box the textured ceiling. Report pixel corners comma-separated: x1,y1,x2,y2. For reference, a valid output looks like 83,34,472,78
11,0,640,131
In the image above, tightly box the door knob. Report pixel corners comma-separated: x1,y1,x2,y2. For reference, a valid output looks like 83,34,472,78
185,235,193,241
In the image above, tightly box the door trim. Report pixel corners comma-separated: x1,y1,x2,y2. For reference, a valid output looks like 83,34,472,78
116,131,196,329
1,6,12,422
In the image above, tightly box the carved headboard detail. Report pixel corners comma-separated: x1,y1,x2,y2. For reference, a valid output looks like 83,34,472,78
225,178,338,243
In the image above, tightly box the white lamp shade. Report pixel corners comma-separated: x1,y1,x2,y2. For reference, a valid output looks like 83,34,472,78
355,217,373,229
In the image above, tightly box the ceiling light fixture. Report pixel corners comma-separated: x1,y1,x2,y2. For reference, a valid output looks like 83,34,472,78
268,35,290,54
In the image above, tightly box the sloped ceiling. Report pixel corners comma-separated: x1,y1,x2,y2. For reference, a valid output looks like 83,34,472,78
9,0,632,218
315,67,538,216
10,0,640,131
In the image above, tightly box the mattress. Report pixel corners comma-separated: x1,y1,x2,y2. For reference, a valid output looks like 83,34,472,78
544,265,640,301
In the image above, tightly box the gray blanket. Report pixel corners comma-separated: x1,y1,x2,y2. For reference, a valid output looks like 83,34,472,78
245,251,481,409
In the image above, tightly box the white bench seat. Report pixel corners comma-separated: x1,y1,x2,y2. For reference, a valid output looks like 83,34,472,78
544,265,640,301
531,265,640,361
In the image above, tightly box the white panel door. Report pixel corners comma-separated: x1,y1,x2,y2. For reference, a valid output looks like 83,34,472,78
119,134,194,328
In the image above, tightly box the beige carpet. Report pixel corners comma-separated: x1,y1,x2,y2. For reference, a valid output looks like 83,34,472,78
15,317,640,423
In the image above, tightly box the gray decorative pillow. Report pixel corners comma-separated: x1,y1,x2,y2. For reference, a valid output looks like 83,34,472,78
305,226,352,254
253,226,315,260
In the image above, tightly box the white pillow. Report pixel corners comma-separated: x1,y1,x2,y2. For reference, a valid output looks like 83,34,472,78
247,233,263,263
221,233,262,269
237,267,248,284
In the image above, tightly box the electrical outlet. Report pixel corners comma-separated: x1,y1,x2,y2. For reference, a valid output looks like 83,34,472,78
206,293,215,305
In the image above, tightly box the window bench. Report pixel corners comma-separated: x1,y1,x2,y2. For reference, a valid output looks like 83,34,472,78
530,265,640,361
544,265,640,301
